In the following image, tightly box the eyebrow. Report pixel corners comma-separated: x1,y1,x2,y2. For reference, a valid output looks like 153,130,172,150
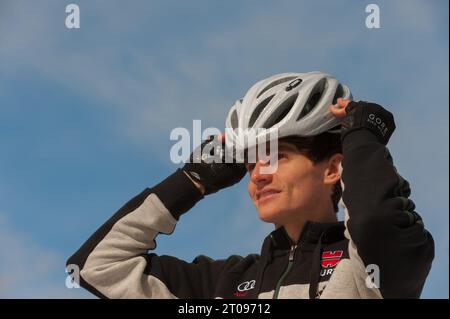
276,143,298,152
257,143,298,156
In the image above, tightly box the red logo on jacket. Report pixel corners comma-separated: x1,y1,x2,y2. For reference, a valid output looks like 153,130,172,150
321,250,343,268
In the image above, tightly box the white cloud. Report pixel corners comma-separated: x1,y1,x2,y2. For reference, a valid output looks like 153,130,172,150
0,1,363,151
0,214,91,298
388,0,440,33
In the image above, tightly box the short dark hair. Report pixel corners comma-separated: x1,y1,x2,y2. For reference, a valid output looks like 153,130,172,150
280,133,342,213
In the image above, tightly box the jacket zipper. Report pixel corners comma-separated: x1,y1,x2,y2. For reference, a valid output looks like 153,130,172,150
272,244,297,299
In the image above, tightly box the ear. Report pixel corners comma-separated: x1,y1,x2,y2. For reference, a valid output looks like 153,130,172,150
324,153,343,185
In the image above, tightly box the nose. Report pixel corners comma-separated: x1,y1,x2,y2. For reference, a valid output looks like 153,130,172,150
250,160,273,188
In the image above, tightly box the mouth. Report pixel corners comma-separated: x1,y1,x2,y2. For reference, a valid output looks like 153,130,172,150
256,188,282,203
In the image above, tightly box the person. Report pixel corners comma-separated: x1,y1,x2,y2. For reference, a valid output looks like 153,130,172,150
67,72,434,299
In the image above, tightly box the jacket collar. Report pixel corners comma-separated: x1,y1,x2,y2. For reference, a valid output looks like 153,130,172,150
260,221,345,257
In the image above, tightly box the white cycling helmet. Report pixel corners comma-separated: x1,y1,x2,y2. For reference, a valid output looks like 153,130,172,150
225,71,352,151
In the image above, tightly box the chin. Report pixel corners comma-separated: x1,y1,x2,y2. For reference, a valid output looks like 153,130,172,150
257,205,288,224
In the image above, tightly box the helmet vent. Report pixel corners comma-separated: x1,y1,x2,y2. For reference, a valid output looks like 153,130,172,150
249,94,275,127
256,76,297,98
263,93,298,128
296,78,327,121
332,84,344,105
230,109,239,129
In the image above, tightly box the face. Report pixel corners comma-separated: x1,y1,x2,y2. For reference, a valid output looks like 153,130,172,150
246,141,336,225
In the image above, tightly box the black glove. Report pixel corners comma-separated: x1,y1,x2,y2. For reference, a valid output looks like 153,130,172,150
341,101,396,145
183,136,246,195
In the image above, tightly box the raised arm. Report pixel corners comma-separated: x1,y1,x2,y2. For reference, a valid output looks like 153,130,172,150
333,100,434,298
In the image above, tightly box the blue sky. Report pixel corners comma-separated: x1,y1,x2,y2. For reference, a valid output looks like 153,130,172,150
0,0,448,298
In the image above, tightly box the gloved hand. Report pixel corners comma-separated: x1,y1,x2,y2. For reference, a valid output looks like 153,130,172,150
330,98,396,145
183,135,246,195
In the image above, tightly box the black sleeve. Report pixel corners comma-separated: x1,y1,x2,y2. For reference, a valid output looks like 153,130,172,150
66,169,237,298
341,129,435,298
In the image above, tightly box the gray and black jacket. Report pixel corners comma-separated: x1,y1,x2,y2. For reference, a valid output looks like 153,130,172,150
67,129,434,299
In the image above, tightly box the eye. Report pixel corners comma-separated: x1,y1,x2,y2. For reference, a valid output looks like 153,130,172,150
278,152,287,160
